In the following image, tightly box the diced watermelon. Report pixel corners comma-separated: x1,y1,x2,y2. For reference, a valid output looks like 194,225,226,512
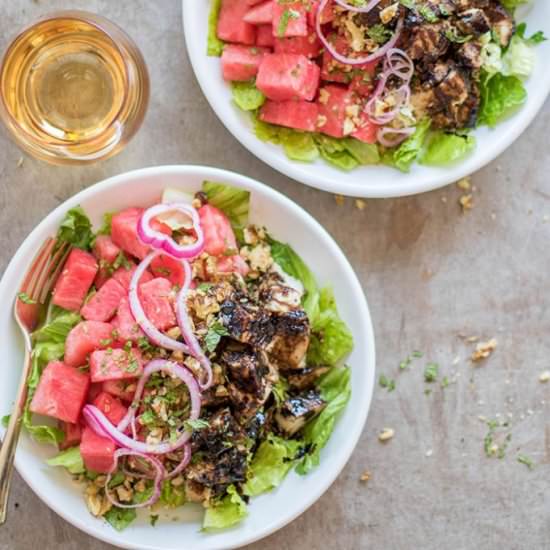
64,321,115,368
52,249,98,312
308,0,335,27
150,218,172,236
150,254,187,286
198,204,238,257
256,24,275,47
321,50,352,84
111,207,150,260
87,382,103,403
246,0,265,4
81,278,126,322
272,2,308,37
112,262,153,291
221,44,269,82
94,267,111,290
112,297,144,343
139,278,177,331
102,379,137,403
274,32,321,58
80,427,115,473
93,235,121,265
90,348,144,383
352,113,378,143
218,255,250,276
217,0,256,45
318,85,356,138
256,53,320,101
259,99,319,131
350,72,375,97
58,420,82,450
244,0,273,24
93,392,128,426
30,361,90,424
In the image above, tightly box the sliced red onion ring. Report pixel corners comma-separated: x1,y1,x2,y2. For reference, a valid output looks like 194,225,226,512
366,84,410,125
176,261,213,391
384,48,414,81
164,443,192,480
377,126,415,148
129,250,190,353
105,449,164,509
137,203,204,259
333,0,382,12
316,0,404,66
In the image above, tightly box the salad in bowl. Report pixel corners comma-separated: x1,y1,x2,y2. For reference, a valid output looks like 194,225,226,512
206,0,545,173
6,177,357,535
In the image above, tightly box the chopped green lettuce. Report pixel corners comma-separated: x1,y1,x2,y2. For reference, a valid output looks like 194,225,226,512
342,138,380,165
516,23,547,46
207,0,224,57
419,132,476,166
203,485,248,531
202,181,250,242
231,81,266,111
104,507,137,531
296,366,351,475
281,131,320,162
243,435,302,497
46,446,85,474
159,479,186,508
56,206,94,251
315,135,359,171
307,288,353,367
500,0,527,12
95,212,114,237
391,119,431,172
503,34,536,78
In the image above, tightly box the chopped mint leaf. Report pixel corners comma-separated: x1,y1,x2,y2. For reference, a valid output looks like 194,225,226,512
517,454,535,470
150,514,160,527
204,321,229,353
184,418,209,432
424,363,439,383
379,374,396,392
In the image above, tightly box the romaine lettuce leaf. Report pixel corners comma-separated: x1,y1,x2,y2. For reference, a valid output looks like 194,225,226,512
159,479,186,508
516,23,547,46
203,485,248,531
500,0,527,12
207,0,224,57
281,131,320,162
391,119,431,172
104,507,137,531
315,135,359,171
231,81,265,111
243,434,302,497
46,446,85,474
419,132,476,166
56,206,94,251
342,138,380,165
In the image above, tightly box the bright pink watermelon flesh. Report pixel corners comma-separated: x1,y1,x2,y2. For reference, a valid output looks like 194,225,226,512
256,24,275,47
90,348,144,382
80,426,115,473
30,361,90,424
150,254,187,286
139,278,177,331
198,204,238,257
218,255,250,276
221,45,269,81
318,85,356,138
308,0,334,26
112,262,154,291
259,99,319,131
92,392,128,426
352,113,378,143
64,321,115,368
111,207,151,260
52,249,98,312
272,3,308,37
58,420,82,450
87,382,104,403
112,297,144,343
244,0,273,24
81,278,126,322
93,235,121,265
102,379,137,403
217,0,256,45
274,33,321,58
256,53,320,101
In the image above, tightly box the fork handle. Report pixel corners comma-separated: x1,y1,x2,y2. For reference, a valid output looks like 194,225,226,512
0,347,31,525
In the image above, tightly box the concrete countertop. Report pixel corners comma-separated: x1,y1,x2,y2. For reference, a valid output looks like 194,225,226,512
0,1,549,549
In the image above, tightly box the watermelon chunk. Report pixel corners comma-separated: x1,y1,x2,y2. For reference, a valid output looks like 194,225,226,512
352,113,378,144
30,361,90,424
308,0,335,27
64,321,115,368
103,379,137,403
256,24,275,47
244,0,273,24
274,32,321,58
81,278,126,322
317,85,356,138
150,254,187,286
87,382,103,403
272,2,308,38
52,249,98,312
198,204,238,256
80,427,115,473
58,420,82,450
111,208,150,260
221,45,269,82
139,278,177,331
90,348,144,383
112,262,153,291
217,0,256,45
256,53,320,101
218,255,250,276
93,392,128,426
112,297,144,343
259,99,319,131
93,235,120,265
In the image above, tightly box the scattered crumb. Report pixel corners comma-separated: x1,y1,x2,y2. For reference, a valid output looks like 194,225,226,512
16,156,24,168
360,470,371,483
463,335,479,343
539,370,550,383
543,215,549,223
334,194,345,206
425,449,433,457
527,409,534,416
378,428,395,442
459,194,474,212
456,177,471,191
441,196,447,204
355,199,366,211
490,212,496,221
471,338,497,362
452,356,460,365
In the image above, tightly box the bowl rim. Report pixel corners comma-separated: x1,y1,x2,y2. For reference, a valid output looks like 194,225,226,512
2,165,376,550
182,2,550,198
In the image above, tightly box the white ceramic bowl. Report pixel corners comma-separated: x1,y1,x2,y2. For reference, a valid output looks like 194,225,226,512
0,166,375,550
183,3,550,198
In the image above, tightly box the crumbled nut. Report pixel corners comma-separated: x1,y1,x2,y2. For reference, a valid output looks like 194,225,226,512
319,88,330,105
245,243,273,272
166,326,182,340
334,194,345,206
135,479,147,493
171,476,184,487
243,225,260,246
380,2,398,23
425,449,433,457
16,156,24,168
360,470,371,483
378,427,395,442
471,339,497,362
94,475,107,487
459,194,473,212
539,370,550,383
456,177,471,191
345,104,360,118
343,117,356,136
192,198,203,209
85,483,99,497
116,485,133,503
215,385,229,398
85,493,103,517
316,114,328,128
146,427,164,446
355,199,366,211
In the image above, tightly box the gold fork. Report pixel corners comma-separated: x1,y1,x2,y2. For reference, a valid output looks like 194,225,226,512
0,237,71,525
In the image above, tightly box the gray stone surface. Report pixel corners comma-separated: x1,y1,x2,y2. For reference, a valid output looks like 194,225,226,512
1,1,549,549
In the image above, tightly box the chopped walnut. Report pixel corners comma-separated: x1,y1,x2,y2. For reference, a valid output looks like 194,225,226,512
471,339,497,362
360,470,371,483
459,194,473,212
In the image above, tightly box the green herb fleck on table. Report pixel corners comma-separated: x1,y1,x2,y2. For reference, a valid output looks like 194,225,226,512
517,454,535,470
378,374,396,392
399,350,423,369
484,420,511,459
441,376,450,388
424,363,439,383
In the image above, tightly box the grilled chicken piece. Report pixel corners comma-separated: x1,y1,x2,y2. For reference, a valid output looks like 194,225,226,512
456,8,491,36
191,408,245,457
258,270,303,314
456,40,483,69
405,23,450,65
275,390,326,436
355,0,398,27
283,366,330,391
484,3,514,46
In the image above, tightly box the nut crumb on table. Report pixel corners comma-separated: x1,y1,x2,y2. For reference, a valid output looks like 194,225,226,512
471,338,497,362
